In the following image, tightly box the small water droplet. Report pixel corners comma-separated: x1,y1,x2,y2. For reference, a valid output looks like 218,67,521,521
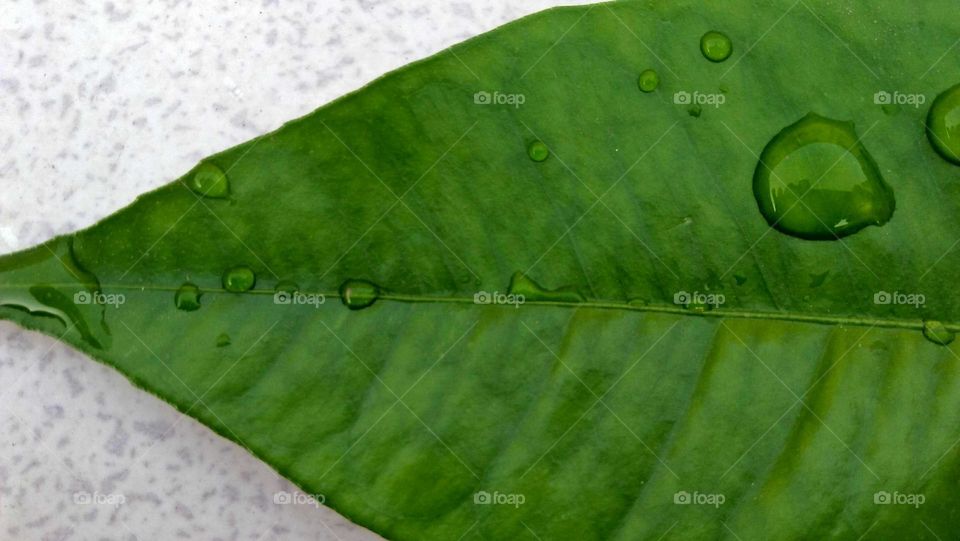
809,271,830,288
223,266,256,292
175,283,202,311
700,31,732,63
628,298,649,307
275,280,299,294
216,333,231,347
507,272,583,303
923,321,955,346
688,105,702,118
753,113,895,240
339,279,380,310
637,69,659,93
187,163,230,199
528,141,550,162
926,83,960,165
734,275,748,286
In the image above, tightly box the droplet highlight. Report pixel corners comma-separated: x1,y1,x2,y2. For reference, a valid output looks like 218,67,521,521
926,83,960,165
700,31,732,63
223,266,256,293
752,113,895,240
923,321,955,346
175,283,202,311
528,141,549,162
637,69,659,93
187,163,230,199
339,279,380,310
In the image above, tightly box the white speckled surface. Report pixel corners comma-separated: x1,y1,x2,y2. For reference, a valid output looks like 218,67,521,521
0,1,587,539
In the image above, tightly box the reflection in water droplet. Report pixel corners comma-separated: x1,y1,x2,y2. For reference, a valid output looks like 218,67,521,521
216,333,232,347
638,69,659,93
926,83,960,165
223,266,256,292
700,31,733,62
187,163,230,198
339,279,380,310
528,141,550,162
923,321,955,346
175,283,202,311
507,272,583,303
753,113,895,240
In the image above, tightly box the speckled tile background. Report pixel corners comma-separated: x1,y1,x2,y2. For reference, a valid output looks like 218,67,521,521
0,1,592,539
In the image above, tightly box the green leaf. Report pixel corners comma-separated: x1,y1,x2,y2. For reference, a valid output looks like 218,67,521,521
3,0,960,539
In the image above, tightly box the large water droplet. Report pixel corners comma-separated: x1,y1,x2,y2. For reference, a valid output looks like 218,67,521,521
339,279,380,310
923,321,955,346
638,69,659,93
0,238,109,349
223,266,256,292
700,31,732,63
175,283,202,311
752,113,895,240
187,163,230,198
926,83,960,165
507,272,583,303
528,141,549,162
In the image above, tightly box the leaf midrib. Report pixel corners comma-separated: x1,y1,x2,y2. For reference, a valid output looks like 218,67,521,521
2,282,945,332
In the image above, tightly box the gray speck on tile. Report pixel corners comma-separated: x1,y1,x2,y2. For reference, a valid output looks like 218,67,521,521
104,420,129,456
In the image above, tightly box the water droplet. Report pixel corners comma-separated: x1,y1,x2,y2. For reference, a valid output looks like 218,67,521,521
637,69,659,93
223,266,255,292
528,141,549,162
187,163,230,198
175,283,201,311
339,279,380,310
0,238,109,349
628,298,649,307
216,333,232,347
688,105,702,118
734,274,748,286
507,272,583,303
923,321,955,346
809,271,830,288
926,83,960,165
700,31,732,63
753,113,895,240
275,280,299,294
